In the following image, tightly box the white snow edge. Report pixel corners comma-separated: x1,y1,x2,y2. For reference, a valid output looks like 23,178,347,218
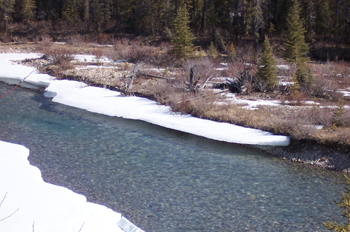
0,53,290,147
0,140,144,232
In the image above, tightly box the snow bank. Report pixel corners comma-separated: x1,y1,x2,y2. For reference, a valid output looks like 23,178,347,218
44,80,289,146
0,53,290,147
0,141,143,232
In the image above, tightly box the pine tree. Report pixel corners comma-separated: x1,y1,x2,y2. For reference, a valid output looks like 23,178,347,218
62,0,78,24
314,0,331,38
283,0,310,87
13,0,36,24
258,35,278,89
172,6,195,58
0,0,15,31
245,0,264,48
283,0,309,64
91,0,104,33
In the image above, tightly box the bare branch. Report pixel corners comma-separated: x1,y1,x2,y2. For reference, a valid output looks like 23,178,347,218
0,193,7,209
0,208,20,222
77,222,85,232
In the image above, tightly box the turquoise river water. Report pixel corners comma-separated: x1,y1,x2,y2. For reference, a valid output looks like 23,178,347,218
0,82,346,231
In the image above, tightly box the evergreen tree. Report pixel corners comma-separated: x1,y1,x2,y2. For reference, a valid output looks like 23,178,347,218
0,0,15,31
283,0,310,86
62,0,78,24
258,35,278,89
283,0,309,64
172,6,195,58
323,175,350,232
314,0,331,38
13,0,36,24
245,0,264,47
90,0,104,32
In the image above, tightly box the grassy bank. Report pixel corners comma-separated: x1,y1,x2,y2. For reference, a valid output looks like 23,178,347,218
1,36,350,148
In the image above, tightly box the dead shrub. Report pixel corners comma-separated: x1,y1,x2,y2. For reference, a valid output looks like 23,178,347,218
93,48,103,62
109,39,159,63
310,62,346,99
171,91,220,117
286,92,308,105
67,34,85,45
308,106,334,128
181,58,218,86
227,61,247,78
0,33,12,42
40,35,52,47
331,60,350,87
44,47,74,69
148,79,184,105
128,45,157,63
98,33,110,44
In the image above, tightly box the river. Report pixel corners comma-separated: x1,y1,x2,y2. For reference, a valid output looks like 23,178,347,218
0,82,345,231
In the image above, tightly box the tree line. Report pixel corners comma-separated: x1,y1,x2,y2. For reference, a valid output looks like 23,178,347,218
1,0,350,45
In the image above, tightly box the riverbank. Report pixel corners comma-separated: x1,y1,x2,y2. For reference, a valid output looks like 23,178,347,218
259,140,350,172
0,43,349,171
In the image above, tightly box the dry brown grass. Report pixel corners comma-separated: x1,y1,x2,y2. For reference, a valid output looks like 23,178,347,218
309,61,350,99
107,39,163,64
4,37,350,146
168,95,350,144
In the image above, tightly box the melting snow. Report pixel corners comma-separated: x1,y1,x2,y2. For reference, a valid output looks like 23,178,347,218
0,141,143,232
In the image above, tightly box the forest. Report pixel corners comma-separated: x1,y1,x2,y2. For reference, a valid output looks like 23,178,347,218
1,0,350,49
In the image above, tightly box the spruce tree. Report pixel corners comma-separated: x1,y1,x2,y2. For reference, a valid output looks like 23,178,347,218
0,0,15,31
283,0,310,87
283,0,309,64
62,0,78,24
13,0,36,24
172,6,195,58
91,0,104,33
258,35,278,89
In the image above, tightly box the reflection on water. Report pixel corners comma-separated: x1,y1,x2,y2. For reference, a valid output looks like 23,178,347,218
0,82,346,231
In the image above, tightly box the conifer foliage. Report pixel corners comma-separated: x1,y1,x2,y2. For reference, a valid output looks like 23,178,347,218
0,0,15,31
13,0,36,24
283,0,311,88
258,35,277,89
323,175,350,232
283,0,309,64
172,6,195,58
62,0,78,24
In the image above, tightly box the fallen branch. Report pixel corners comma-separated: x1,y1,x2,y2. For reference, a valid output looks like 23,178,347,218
138,71,168,80
201,75,213,89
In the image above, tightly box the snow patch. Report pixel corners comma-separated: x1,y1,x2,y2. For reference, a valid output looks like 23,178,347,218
0,53,290,147
0,140,144,232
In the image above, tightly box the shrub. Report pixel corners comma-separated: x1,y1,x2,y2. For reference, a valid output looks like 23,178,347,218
93,48,103,63
40,35,52,47
67,34,85,45
44,47,74,69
